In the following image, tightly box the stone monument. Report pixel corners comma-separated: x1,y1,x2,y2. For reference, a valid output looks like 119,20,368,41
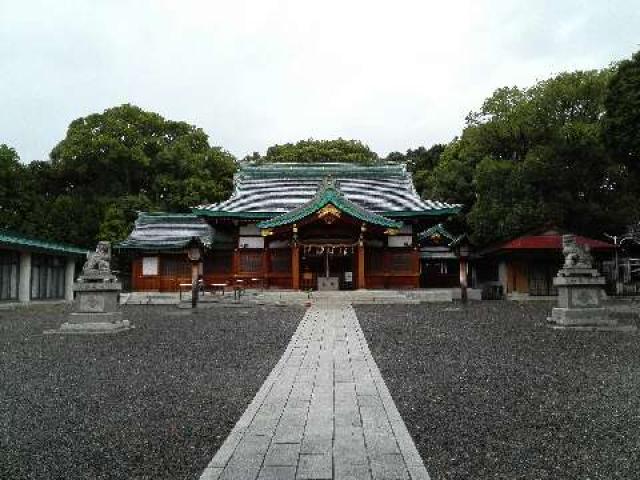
547,234,616,328
52,241,132,334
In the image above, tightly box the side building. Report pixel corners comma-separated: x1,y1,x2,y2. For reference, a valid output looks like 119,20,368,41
118,162,461,291
472,226,614,299
0,230,87,304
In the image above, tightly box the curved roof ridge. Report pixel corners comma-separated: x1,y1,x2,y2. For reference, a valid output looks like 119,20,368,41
256,179,402,230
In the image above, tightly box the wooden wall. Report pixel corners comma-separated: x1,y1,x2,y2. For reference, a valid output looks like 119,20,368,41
364,248,420,289
130,247,420,291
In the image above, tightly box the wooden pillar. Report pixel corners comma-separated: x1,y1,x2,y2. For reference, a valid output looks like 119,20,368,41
18,252,31,303
64,257,76,301
262,247,269,288
459,256,468,303
232,249,239,279
291,244,300,290
357,243,365,289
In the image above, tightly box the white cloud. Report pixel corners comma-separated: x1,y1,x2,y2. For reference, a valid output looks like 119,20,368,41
0,0,638,162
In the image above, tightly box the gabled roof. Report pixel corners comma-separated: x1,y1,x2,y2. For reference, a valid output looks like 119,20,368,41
478,227,614,256
116,212,225,251
418,223,459,245
0,230,88,257
256,180,402,230
194,162,461,219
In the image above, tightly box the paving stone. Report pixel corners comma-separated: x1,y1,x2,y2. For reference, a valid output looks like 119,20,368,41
334,463,372,480
370,454,409,480
264,442,301,466
258,466,297,480
198,303,430,480
300,432,332,454
273,422,305,444
296,453,332,479
200,467,224,480
406,464,431,480
364,432,401,455
334,428,368,465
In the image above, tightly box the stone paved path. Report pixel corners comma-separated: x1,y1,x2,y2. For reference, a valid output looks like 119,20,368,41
199,303,430,480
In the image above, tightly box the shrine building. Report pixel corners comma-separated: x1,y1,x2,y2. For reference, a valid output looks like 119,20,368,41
117,162,461,291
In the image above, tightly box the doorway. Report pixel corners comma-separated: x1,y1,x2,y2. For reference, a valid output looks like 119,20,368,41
300,247,355,290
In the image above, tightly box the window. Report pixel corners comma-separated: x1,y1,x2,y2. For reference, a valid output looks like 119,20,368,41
160,256,190,277
142,256,159,276
31,255,65,300
239,251,262,273
0,251,19,301
204,251,233,275
270,249,291,273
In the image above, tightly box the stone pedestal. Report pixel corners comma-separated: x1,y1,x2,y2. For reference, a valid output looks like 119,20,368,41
49,281,132,334
547,268,616,327
46,241,132,334
65,282,131,333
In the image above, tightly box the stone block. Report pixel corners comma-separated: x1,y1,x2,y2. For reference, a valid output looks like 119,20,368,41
258,466,297,480
264,443,300,466
296,453,332,479
548,307,617,326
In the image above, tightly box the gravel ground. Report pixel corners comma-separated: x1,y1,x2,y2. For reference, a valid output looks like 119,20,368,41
0,303,303,480
356,301,640,480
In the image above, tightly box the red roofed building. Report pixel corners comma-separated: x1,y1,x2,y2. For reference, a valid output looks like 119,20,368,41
473,227,614,298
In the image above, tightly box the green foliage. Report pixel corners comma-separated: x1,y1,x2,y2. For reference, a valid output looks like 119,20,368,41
604,50,640,174
422,67,635,244
3,105,237,247
250,138,379,165
385,145,445,197
0,145,27,231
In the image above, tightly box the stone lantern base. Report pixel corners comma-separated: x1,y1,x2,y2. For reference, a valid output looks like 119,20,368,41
47,281,132,335
547,269,616,327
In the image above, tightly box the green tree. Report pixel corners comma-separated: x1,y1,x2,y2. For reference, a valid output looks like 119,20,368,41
385,145,445,197
428,68,633,244
604,50,640,176
0,145,29,231
253,138,379,164
42,104,236,246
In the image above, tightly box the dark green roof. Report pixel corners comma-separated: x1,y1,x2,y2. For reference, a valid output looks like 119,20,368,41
419,224,458,243
0,230,88,257
256,180,402,230
116,212,233,251
239,162,411,179
195,162,462,219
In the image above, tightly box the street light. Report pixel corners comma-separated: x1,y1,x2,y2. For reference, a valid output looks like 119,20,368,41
187,238,202,309
453,235,471,304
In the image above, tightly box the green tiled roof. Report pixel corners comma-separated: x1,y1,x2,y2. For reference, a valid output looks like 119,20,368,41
195,162,462,219
256,180,402,230
116,212,233,251
0,230,88,257
240,162,411,179
419,223,458,243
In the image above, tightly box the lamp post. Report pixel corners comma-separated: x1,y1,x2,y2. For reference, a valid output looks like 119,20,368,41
187,239,202,309
454,237,471,304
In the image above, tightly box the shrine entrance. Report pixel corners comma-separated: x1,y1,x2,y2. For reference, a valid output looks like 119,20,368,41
300,244,356,290
257,180,405,291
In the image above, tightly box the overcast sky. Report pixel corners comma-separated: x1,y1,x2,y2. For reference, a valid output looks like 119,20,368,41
1,1,638,163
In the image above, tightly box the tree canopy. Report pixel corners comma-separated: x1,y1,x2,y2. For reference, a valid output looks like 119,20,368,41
246,138,379,165
3,50,640,249
384,145,445,197
2,105,237,246
604,50,640,177
417,66,638,244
